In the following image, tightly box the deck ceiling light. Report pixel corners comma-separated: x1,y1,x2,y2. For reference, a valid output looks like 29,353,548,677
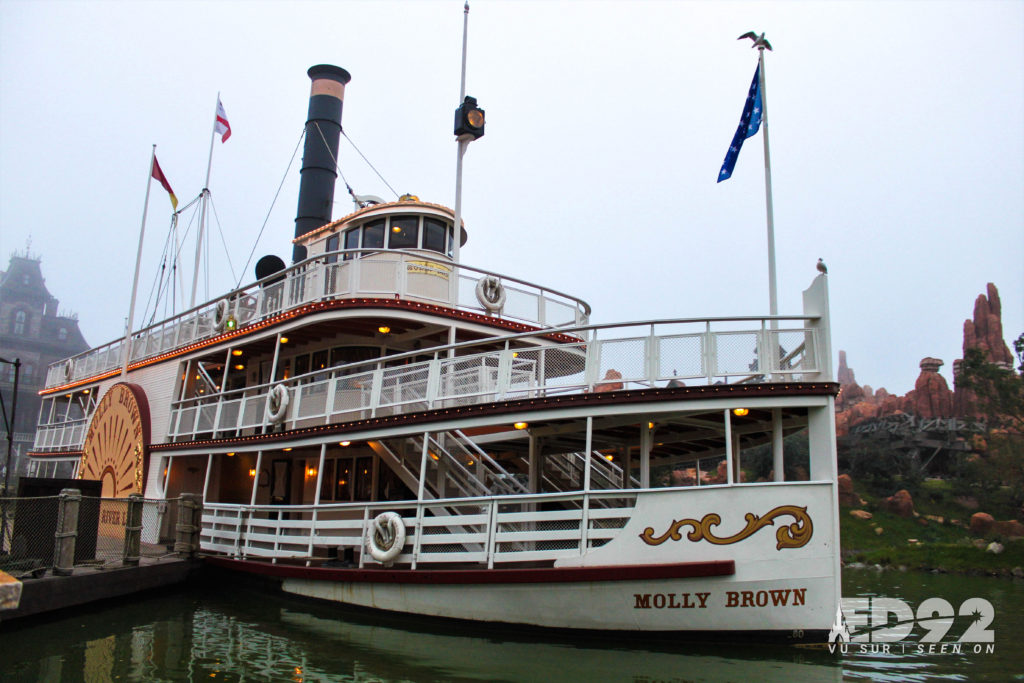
605,455,614,461
234,364,245,371
648,422,654,429
232,350,243,356
514,422,528,430
733,408,750,417
378,325,391,334
340,441,351,447
280,336,289,344
227,452,235,456
283,447,293,452
249,468,256,477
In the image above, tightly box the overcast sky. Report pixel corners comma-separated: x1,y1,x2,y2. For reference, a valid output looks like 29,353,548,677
1,0,1021,394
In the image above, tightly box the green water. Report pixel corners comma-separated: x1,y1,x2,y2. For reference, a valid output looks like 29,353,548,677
1,570,1022,682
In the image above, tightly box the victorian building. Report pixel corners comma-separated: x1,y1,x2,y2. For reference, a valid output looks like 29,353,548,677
0,251,89,486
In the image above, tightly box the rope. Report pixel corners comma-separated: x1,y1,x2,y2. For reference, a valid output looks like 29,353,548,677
339,127,401,199
207,194,238,285
235,128,305,289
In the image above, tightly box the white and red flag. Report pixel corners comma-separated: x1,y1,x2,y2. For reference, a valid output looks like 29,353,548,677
215,97,231,142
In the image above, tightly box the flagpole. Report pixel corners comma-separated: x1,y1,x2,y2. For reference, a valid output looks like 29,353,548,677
451,1,470,309
123,144,156,375
755,43,785,484
190,92,221,308
757,46,778,319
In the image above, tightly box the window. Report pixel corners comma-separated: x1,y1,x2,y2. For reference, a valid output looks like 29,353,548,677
330,345,380,371
362,219,385,249
294,354,310,378
13,310,26,335
58,327,68,340
319,459,335,501
387,215,418,249
325,234,340,264
423,218,447,254
343,228,359,260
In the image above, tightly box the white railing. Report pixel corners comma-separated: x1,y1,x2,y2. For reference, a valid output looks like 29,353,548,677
44,250,592,389
32,420,88,451
200,489,637,568
168,316,822,441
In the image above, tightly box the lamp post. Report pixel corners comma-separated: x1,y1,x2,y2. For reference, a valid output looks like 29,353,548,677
0,356,20,495
0,355,20,554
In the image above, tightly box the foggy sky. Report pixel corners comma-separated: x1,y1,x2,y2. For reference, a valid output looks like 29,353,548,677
1,0,1021,394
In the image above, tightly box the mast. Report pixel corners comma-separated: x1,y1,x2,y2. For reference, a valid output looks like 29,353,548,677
123,145,156,375
190,94,221,308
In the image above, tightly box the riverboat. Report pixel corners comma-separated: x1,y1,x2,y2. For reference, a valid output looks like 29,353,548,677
28,64,841,641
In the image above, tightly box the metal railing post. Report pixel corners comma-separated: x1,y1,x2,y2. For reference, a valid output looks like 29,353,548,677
53,488,81,576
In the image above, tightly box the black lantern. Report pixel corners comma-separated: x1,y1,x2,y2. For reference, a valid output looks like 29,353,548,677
454,95,485,140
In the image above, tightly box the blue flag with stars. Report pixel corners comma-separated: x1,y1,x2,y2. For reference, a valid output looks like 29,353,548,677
717,65,762,182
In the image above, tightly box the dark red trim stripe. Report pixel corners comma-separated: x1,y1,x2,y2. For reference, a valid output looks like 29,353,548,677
41,297,582,396
204,556,734,584
147,381,838,453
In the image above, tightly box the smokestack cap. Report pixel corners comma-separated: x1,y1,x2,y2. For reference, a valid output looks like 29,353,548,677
308,64,352,85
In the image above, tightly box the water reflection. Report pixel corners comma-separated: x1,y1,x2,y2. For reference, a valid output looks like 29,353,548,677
2,571,1021,682
3,584,841,682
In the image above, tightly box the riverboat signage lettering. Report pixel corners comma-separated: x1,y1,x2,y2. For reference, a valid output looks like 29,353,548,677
638,505,813,550
80,383,150,497
633,588,807,610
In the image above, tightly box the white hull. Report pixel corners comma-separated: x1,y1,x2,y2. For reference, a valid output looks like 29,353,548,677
283,575,834,634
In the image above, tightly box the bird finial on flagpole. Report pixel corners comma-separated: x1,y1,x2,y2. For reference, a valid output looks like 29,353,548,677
738,31,772,51
817,258,828,275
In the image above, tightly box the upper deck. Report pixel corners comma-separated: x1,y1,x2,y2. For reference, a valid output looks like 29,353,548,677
43,249,591,392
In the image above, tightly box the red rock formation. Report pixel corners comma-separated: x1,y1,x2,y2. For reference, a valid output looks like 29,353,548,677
902,357,954,418
963,284,1014,366
954,284,1014,416
969,512,994,536
883,490,915,518
993,520,1024,539
836,283,1014,431
837,350,855,385
837,474,857,507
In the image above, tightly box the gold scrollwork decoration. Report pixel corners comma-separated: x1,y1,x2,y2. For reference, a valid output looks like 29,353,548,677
639,505,813,551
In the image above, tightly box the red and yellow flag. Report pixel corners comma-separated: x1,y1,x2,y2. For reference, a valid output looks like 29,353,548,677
151,156,178,210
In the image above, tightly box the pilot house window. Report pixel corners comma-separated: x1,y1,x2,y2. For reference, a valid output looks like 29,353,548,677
387,215,418,249
423,218,447,254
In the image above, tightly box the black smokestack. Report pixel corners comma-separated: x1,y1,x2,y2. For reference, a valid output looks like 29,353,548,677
293,64,352,263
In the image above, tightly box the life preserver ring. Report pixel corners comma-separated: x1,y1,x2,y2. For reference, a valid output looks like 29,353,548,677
265,384,290,424
475,276,506,314
213,299,230,330
64,359,74,380
365,511,406,564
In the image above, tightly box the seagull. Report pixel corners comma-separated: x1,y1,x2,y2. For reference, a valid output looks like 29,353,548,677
817,258,828,275
738,31,773,51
